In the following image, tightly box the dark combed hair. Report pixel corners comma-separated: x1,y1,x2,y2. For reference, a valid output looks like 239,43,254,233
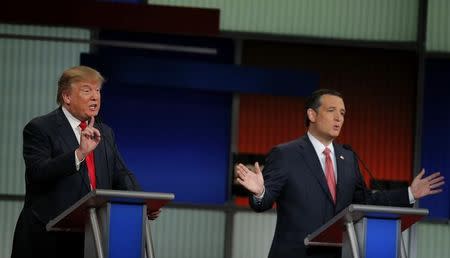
304,89,343,127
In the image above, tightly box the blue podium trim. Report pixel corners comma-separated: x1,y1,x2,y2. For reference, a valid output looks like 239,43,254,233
365,218,398,258
109,203,145,258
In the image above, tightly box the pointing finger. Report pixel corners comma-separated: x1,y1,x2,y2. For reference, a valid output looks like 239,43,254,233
89,116,95,127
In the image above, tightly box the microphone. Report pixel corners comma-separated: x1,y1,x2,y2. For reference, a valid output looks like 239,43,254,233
342,144,391,206
95,114,140,191
342,144,411,258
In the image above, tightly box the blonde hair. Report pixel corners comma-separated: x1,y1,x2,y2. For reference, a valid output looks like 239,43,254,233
56,66,105,105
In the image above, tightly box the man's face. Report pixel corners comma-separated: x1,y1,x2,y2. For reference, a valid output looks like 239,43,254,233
308,94,345,143
62,80,101,121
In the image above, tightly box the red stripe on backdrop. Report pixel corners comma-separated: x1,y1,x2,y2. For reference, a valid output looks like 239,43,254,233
238,94,306,155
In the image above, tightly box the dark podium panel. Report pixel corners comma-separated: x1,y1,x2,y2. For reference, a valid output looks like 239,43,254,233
47,189,174,258
304,204,428,258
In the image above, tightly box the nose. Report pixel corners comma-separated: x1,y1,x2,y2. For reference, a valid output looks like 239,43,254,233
91,90,100,100
334,112,342,122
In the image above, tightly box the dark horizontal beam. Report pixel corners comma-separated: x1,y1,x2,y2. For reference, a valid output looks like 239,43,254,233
1,0,219,36
221,31,417,52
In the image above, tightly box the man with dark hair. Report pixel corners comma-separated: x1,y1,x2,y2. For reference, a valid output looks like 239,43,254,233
11,66,157,258
236,89,444,258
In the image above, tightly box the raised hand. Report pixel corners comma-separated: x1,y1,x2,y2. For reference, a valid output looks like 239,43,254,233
411,169,445,200
236,162,264,196
76,116,101,160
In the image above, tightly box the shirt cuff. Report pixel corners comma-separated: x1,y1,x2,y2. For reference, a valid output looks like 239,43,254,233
253,186,265,200
408,186,416,204
75,150,85,171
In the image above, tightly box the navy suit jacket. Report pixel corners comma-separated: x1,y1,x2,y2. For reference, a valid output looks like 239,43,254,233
250,135,410,258
12,107,140,258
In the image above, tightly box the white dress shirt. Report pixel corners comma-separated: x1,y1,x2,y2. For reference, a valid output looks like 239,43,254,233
307,131,337,180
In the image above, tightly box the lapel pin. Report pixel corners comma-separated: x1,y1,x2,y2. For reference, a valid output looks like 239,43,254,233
340,155,344,160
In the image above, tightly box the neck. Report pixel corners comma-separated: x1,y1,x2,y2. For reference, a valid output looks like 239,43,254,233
308,129,334,146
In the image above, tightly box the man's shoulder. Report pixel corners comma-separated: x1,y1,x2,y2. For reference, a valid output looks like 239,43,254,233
25,108,61,129
274,135,307,151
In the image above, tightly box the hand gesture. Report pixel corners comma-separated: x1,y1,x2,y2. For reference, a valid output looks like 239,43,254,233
76,117,101,160
411,169,445,200
236,162,264,196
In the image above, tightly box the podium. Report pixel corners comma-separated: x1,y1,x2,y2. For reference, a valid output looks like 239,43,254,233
304,204,428,258
46,189,175,258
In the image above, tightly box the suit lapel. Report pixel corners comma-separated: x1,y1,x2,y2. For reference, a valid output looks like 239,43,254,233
55,108,79,150
54,108,91,190
297,136,335,204
334,143,346,210
93,122,108,189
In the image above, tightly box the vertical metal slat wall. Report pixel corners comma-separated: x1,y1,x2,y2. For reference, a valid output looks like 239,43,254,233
149,0,418,41
426,0,450,52
151,207,226,258
0,23,90,258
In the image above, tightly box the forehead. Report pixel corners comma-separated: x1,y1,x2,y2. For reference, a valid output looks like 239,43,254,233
319,94,345,108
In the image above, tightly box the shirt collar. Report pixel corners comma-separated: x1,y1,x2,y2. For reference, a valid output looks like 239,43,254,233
307,131,335,157
61,106,83,130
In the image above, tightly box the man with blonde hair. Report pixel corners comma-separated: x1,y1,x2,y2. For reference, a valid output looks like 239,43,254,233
11,66,150,258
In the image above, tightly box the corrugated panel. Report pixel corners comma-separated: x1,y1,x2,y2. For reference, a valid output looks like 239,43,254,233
426,0,450,52
150,0,418,41
0,24,90,195
150,207,225,258
416,222,450,258
0,200,23,258
232,210,276,258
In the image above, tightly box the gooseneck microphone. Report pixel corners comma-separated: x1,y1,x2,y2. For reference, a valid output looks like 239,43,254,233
342,144,391,206
95,114,140,191
342,144,411,258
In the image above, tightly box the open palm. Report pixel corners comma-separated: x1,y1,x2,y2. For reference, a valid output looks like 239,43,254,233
236,162,264,196
411,169,445,200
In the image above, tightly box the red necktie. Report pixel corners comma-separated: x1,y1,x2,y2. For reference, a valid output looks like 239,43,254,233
323,147,336,203
79,121,96,189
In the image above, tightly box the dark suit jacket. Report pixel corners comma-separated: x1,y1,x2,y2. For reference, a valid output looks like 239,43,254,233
11,107,140,258
250,135,410,258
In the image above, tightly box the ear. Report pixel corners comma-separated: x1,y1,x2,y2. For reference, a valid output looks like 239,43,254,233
307,108,317,123
62,91,71,105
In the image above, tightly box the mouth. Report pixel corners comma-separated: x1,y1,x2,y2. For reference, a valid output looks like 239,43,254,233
333,125,341,131
89,104,98,111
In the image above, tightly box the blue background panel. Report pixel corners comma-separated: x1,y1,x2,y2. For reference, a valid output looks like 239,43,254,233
420,59,450,219
101,85,232,204
82,54,317,97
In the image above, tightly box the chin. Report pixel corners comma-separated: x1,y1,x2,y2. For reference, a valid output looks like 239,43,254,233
330,131,341,138
89,111,99,116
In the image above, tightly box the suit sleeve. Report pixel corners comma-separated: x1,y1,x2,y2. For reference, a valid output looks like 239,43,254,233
109,130,142,191
23,121,78,185
249,147,288,212
351,154,410,207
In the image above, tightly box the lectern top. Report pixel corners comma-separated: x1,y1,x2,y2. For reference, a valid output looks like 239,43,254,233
46,189,175,232
304,204,428,247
